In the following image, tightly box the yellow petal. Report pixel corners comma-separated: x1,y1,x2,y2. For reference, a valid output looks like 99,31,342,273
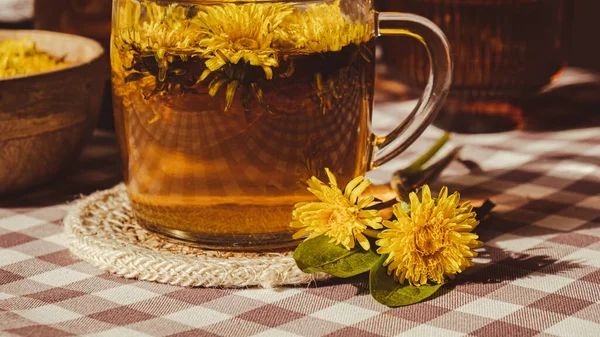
358,210,377,218
382,219,400,230
366,220,383,229
357,196,374,209
292,228,311,239
229,53,242,64
199,68,212,82
205,56,226,71
306,231,324,240
438,186,448,201
324,168,338,187
349,180,371,204
356,232,370,250
208,78,229,97
344,176,364,198
409,191,421,214
306,176,325,192
262,66,273,79
391,204,409,222
421,185,432,204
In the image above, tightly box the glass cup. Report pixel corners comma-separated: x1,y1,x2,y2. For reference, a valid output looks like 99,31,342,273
111,0,452,250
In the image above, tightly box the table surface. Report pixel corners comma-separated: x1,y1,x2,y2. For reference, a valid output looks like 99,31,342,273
1,106,600,337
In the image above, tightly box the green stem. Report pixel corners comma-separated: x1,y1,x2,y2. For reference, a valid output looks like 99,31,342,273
403,132,451,175
363,229,381,239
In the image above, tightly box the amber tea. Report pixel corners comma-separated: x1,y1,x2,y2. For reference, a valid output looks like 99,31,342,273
111,0,453,249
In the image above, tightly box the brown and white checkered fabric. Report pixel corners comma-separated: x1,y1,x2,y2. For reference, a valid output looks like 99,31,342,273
1,114,599,336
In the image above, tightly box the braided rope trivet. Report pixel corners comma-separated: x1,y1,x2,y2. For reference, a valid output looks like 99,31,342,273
64,184,331,288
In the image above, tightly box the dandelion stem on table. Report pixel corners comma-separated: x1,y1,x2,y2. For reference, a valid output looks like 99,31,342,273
365,198,399,211
403,132,451,175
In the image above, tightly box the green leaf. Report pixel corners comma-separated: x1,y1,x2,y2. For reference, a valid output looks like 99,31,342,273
402,132,451,175
293,235,380,278
370,255,443,307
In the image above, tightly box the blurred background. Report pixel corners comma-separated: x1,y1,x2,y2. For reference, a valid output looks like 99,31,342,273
375,0,600,133
5,0,599,71
2,0,599,133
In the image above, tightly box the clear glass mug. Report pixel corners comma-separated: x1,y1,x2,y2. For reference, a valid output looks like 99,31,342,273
111,0,452,250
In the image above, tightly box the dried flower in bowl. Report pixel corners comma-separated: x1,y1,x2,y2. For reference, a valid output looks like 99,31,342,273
0,38,69,78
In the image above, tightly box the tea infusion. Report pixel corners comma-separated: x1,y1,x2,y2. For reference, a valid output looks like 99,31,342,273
112,0,376,245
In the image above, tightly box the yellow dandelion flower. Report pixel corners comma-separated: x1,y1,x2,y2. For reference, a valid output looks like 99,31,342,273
117,2,197,54
119,28,199,56
376,185,482,286
113,0,375,109
291,169,383,250
115,2,203,85
194,3,295,79
119,22,201,65
276,0,373,53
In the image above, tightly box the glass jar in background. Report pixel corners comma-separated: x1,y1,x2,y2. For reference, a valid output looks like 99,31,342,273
34,0,114,130
378,0,573,133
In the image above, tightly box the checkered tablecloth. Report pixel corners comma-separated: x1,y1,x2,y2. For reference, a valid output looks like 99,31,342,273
1,110,600,337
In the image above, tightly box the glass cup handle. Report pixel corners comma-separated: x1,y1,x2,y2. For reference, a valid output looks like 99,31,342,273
371,12,453,169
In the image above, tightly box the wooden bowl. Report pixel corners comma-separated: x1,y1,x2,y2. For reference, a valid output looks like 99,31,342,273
0,30,105,194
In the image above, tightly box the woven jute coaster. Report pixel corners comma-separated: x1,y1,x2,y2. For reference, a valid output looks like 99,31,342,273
64,184,330,288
